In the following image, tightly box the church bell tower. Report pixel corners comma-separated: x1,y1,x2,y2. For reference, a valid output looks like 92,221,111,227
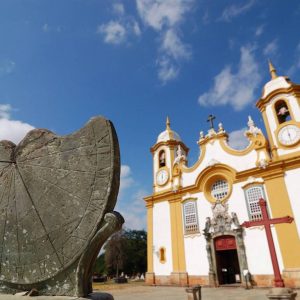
256,61,300,159
151,117,189,193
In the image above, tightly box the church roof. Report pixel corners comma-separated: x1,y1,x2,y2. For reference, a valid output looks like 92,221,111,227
156,117,182,143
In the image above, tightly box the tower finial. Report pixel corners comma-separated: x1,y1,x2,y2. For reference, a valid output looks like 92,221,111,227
268,59,278,80
166,116,171,130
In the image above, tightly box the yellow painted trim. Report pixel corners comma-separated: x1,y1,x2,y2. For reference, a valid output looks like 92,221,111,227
219,137,254,156
197,163,236,191
181,196,197,203
262,109,277,158
169,197,186,272
151,140,189,154
256,85,300,111
182,144,206,173
146,203,154,273
241,181,264,190
264,175,300,268
145,155,300,205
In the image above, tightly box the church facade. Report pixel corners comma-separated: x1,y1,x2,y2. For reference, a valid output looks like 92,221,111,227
144,63,300,288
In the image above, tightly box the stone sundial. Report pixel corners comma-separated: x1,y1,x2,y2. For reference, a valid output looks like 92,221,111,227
0,116,124,297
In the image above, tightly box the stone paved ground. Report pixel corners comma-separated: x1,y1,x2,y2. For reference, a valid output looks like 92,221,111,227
0,286,299,300
99,285,300,300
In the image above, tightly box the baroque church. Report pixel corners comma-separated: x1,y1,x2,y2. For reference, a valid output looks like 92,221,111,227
144,63,300,288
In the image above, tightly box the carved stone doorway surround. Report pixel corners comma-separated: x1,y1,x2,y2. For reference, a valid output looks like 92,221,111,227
203,200,250,287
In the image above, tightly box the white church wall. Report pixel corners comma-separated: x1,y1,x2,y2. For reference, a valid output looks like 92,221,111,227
153,201,173,275
231,181,284,275
289,95,300,122
183,192,210,275
284,169,300,238
181,142,257,187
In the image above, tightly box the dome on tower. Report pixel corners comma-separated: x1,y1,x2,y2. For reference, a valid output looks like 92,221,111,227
156,117,182,143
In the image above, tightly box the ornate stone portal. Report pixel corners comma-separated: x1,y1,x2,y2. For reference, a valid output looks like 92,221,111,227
203,200,249,287
0,116,124,297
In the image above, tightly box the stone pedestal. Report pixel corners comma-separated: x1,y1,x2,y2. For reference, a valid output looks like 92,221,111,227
171,272,188,286
266,288,297,300
186,285,201,300
145,272,155,285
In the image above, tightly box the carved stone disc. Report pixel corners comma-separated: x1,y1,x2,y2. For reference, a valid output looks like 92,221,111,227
0,116,120,285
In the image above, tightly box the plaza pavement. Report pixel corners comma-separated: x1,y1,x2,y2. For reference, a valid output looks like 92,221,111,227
0,286,298,300
103,285,299,300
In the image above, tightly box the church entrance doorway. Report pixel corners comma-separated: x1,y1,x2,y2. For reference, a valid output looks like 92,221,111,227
214,236,241,285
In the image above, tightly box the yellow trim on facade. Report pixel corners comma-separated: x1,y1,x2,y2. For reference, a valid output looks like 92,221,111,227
264,175,300,268
181,144,207,173
219,137,254,156
146,201,154,273
256,85,300,112
169,196,186,272
145,155,300,206
262,109,277,158
151,140,189,154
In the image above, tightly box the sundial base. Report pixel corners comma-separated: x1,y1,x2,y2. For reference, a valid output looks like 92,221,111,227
0,212,123,297
0,292,114,300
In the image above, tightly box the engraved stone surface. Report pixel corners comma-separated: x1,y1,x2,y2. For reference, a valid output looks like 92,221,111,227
0,116,124,297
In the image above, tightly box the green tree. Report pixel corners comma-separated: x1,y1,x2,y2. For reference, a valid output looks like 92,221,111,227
103,229,147,277
93,253,106,275
104,229,126,277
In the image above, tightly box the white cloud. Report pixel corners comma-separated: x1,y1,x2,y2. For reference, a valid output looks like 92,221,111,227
42,23,49,32
120,164,135,192
116,189,147,230
136,0,193,83
133,21,142,36
263,39,278,57
157,56,179,82
220,0,256,22
0,104,34,144
97,21,126,45
136,0,193,31
113,3,125,16
198,45,262,111
0,60,16,76
255,25,264,37
161,29,191,60
42,23,62,33
228,127,250,150
97,3,142,45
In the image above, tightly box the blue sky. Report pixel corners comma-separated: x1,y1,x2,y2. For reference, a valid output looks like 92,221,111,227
1,0,300,230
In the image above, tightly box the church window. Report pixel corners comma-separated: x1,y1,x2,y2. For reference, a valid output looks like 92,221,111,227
211,179,229,200
159,150,166,168
275,100,291,124
183,201,199,234
244,185,265,220
159,247,166,263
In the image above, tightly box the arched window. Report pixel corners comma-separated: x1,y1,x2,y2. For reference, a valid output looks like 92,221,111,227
244,185,266,221
275,100,291,124
159,247,166,263
183,201,199,234
159,150,166,168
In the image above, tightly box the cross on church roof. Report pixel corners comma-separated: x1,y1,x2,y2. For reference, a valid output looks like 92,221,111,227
207,114,216,129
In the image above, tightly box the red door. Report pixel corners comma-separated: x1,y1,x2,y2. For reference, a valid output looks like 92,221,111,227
215,235,236,251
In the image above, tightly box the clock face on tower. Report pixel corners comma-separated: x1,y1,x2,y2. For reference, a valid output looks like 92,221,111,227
278,124,300,146
156,169,169,186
